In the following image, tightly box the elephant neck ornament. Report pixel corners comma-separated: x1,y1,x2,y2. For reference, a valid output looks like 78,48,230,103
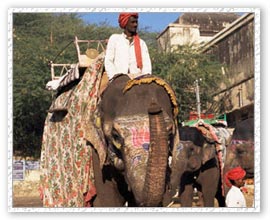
98,74,180,206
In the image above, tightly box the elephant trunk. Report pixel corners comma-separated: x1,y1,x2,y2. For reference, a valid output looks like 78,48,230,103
142,102,169,206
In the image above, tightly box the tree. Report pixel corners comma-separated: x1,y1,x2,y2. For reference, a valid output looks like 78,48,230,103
151,45,227,122
13,13,89,158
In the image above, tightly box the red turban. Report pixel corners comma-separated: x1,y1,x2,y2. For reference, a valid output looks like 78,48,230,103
225,166,246,187
118,12,138,29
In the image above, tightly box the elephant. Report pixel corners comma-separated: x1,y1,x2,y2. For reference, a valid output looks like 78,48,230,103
92,74,180,207
39,52,180,207
223,118,254,195
167,126,221,207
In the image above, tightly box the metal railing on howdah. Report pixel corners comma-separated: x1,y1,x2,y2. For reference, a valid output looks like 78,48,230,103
48,36,107,80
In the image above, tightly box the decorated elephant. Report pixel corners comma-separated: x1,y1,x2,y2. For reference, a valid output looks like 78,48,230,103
165,122,232,207
167,126,221,207
92,74,180,207
39,53,180,207
223,118,254,195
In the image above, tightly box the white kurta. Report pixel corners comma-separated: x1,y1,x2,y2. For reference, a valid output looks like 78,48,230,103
226,185,247,207
104,33,152,80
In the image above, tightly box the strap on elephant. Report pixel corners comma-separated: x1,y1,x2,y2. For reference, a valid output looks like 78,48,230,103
123,75,179,118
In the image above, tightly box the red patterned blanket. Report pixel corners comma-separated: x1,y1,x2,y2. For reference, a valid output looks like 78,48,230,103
39,53,107,207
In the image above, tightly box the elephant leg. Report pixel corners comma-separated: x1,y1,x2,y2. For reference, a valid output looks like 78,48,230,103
180,184,193,207
162,186,174,207
92,148,126,207
198,167,219,207
197,191,204,207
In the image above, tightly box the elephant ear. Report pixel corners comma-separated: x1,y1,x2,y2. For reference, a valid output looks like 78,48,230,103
83,118,107,167
171,119,182,159
202,142,216,164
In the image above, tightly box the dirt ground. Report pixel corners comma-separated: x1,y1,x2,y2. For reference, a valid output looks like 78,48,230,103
12,182,254,208
168,182,254,208
13,196,43,208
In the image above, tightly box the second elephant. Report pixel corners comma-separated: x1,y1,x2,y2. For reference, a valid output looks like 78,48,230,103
169,126,223,207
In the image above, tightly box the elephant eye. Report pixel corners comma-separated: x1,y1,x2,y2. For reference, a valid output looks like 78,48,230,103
111,128,123,149
236,145,245,154
237,148,245,154
188,147,195,156
112,129,120,140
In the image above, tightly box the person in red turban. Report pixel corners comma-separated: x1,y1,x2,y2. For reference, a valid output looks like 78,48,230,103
104,12,152,80
225,166,247,207
225,166,246,187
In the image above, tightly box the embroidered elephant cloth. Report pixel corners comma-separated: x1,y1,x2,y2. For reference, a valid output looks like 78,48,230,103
40,53,106,207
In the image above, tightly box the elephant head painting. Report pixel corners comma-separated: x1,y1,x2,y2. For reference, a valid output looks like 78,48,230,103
39,52,180,207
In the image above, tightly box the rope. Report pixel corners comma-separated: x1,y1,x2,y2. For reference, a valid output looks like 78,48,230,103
51,40,74,64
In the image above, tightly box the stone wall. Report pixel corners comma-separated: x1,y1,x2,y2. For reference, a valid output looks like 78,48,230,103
201,13,255,125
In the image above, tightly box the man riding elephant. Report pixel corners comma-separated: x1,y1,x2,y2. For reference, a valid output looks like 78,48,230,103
105,12,152,81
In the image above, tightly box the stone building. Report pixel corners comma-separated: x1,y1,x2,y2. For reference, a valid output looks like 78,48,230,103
200,13,255,126
156,13,240,52
156,12,255,126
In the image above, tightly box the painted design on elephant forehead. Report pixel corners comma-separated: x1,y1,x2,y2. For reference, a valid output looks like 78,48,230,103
231,139,254,145
175,143,184,157
230,139,254,152
177,143,184,151
130,126,150,149
114,115,150,149
132,155,142,166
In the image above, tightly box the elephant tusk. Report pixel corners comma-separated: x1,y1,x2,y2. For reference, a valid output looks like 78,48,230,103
112,139,121,149
166,201,175,207
95,116,101,128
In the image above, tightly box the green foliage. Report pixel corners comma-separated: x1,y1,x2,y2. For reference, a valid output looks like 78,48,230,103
151,45,227,121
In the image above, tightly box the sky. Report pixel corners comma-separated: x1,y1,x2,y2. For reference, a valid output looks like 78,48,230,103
79,12,181,32
79,11,246,33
